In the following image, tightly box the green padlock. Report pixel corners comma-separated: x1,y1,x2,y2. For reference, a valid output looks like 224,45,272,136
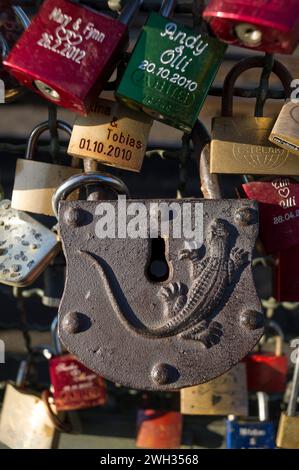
116,0,227,132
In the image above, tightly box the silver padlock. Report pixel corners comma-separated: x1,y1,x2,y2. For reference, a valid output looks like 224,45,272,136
0,200,60,287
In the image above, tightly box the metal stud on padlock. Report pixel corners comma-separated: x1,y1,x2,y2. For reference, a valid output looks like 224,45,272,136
276,350,299,449
180,363,249,416
49,317,107,411
203,0,299,55
0,351,70,449
269,101,299,156
244,321,288,394
0,3,29,102
3,0,141,114
0,200,60,287
52,126,264,391
226,392,276,449
11,121,82,216
116,0,227,132
68,98,153,172
136,409,183,449
242,176,299,255
210,57,299,175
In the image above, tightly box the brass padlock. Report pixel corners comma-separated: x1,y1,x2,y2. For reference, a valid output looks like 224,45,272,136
276,350,299,449
0,352,69,449
180,363,248,416
210,57,299,175
269,101,299,156
68,98,153,172
0,199,60,287
12,121,82,216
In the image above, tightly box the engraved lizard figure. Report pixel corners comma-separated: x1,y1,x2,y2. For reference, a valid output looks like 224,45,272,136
80,219,248,348
159,218,248,347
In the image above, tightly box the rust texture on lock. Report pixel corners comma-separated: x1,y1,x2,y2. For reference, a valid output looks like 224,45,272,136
57,194,263,390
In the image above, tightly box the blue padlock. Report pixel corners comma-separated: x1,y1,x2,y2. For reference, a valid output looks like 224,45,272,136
226,392,276,449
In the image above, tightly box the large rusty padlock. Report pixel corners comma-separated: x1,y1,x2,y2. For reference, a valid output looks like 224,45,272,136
52,132,264,391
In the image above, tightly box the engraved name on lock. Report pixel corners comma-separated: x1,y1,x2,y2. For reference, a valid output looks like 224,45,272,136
68,99,153,172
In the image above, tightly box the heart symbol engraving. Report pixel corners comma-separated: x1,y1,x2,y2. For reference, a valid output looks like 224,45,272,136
278,187,290,199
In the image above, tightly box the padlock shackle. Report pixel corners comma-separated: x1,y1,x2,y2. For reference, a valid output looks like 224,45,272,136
12,6,30,29
52,171,130,218
118,0,143,26
25,120,72,160
0,34,9,59
160,0,176,18
16,345,53,389
222,57,293,117
41,390,72,433
191,120,222,199
287,350,299,417
257,391,269,422
51,316,63,356
16,358,31,389
265,320,284,357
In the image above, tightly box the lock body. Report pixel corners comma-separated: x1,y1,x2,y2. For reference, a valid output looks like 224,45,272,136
57,197,263,390
275,245,299,302
0,200,59,287
203,0,299,54
180,363,248,416
116,12,226,132
276,353,299,448
242,177,299,254
136,410,182,449
12,160,82,216
0,384,57,449
269,102,299,156
49,354,107,411
3,0,128,114
226,417,275,449
68,99,152,172
245,354,288,394
276,412,299,448
211,117,298,175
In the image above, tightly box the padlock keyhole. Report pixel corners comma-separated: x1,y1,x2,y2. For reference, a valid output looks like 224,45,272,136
146,237,170,283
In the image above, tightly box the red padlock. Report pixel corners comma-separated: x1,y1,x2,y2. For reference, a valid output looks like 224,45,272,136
245,322,288,394
275,245,299,302
203,0,299,54
3,0,139,114
49,354,107,411
242,177,299,255
49,317,107,411
136,410,183,449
